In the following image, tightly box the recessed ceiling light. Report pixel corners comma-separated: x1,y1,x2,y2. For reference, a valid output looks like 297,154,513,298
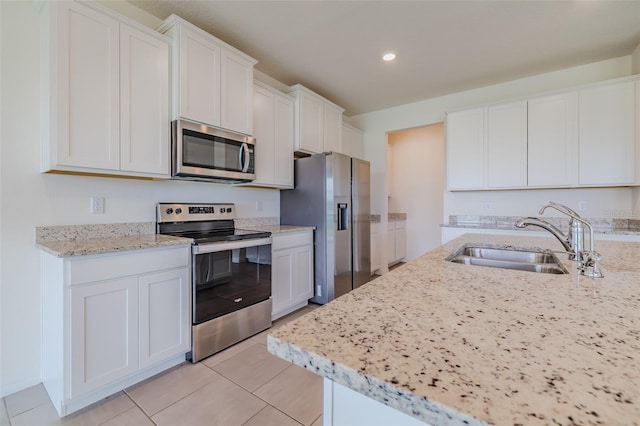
382,52,396,62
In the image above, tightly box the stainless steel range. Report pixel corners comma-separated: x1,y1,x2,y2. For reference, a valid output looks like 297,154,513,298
157,203,272,362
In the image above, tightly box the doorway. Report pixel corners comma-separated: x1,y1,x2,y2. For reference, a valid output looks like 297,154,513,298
387,123,445,260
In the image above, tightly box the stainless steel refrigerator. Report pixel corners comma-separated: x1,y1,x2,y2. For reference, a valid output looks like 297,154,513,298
280,152,371,304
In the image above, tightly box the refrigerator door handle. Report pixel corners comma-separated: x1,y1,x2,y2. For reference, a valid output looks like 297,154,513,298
337,203,349,231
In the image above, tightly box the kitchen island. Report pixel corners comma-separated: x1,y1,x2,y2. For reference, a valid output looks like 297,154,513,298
268,233,640,425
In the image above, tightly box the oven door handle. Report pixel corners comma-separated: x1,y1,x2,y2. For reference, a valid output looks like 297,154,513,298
192,237,272,254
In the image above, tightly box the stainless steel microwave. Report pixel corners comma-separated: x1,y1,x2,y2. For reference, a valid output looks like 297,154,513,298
171,119,256,183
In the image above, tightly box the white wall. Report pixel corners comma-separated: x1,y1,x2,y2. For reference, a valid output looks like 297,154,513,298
352,56,637,239
388,125,444,260
0,1,280,397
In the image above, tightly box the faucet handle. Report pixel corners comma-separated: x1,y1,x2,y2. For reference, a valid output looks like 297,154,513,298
579,250,604,278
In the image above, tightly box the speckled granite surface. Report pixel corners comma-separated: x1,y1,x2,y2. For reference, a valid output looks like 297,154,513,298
35,220,311,257
36,234,192,257
444,215,640,236
268,233,640,425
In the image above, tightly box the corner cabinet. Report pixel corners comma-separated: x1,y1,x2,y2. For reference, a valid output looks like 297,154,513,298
238,81,294,189
41,245,191,417
158,15,257,136
271,230,314,320
40,1,170,178
288,85,344,155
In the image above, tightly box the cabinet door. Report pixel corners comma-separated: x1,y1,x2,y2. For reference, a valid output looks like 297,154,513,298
394,224,406,261
342,124,364,159
528,93,578,186
120,24,170,175
272,248,295,316
486,101,527,188
178,25,221,126
297,91,324,153
56,1,119,170
323,103,343,154
293,245,314,301
252,84,276,185
579,81,635,185
70,278,138,398
273,93,294,187
139,268,190,369
446,108,485,189
221,49,254,135
386,224,396,265
370,224,380,273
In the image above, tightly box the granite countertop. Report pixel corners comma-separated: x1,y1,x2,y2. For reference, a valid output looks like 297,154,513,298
268,233,640,425
35,221,314,257
36,234,192,257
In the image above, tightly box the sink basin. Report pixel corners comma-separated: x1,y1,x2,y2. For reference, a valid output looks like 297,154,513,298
446,244,568,274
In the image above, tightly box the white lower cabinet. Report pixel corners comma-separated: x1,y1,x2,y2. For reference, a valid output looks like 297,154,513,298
271,231,314,320
371,222,382,274
42,245,190,416
387,220,406,266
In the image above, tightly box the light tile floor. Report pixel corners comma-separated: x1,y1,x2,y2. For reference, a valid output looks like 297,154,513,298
1,305,322,426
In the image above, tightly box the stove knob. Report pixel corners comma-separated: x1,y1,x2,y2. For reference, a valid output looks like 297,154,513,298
220,207,225,213
175,208,182,214
165,208,174,215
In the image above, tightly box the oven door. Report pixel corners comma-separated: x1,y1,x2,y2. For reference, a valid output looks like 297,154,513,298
172,119,255,182
192,238,271,325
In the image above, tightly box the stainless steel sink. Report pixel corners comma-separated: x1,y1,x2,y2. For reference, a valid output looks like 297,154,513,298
446,244,569,274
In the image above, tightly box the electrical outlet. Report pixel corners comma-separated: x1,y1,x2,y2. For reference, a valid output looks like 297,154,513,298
90,197,105,214
256,200,263,212
484,202,492,211
578,200,587,212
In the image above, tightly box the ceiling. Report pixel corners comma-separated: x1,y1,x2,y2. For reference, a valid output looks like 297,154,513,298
127,0,640,116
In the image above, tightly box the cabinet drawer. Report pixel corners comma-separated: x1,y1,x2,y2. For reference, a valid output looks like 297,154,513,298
272,231,313,251
69,246,190,286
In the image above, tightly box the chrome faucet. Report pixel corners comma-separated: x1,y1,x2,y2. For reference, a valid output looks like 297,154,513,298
515,201,603,278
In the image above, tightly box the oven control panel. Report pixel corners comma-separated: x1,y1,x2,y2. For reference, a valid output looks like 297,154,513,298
157,203,235,223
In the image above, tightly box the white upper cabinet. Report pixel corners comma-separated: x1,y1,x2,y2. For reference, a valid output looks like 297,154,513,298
446,107,486,190
221,50,254,135
41,1,170,178
486,101,527,188
120,24,170,175
288,84,344,155
579,81,636,186
528,93,578,187
446,75,639,191
323,103,343,153
159,15,257,136
175,23,221,127
342,123,364,159
244,81,294,189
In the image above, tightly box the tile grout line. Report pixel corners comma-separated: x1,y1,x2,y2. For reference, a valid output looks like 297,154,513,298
116,391,159,426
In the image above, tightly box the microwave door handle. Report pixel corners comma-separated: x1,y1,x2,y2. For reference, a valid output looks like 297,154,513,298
240,143,250,172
